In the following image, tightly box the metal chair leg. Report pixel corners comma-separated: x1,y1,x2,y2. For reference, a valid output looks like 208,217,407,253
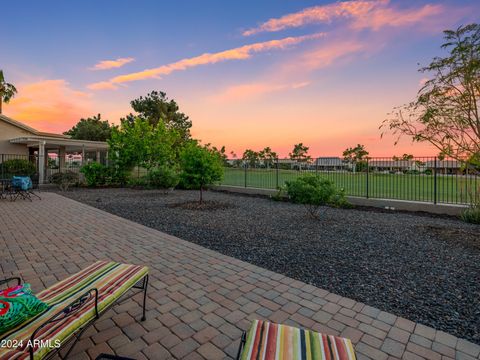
236,331,247,360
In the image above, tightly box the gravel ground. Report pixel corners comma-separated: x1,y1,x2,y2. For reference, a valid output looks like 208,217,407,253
55,188,480,344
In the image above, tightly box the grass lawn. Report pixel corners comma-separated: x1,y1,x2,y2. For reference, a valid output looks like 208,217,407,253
221,168,480,204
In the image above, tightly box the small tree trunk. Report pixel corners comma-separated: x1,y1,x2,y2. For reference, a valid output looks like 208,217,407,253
199,186,203,204
0,98,3,114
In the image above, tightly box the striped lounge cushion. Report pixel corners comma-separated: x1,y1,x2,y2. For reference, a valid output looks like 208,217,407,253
0,261,148,359
240,320,356,360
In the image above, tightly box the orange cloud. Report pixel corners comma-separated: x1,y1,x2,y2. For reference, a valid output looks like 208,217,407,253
297,41,365,71
243,0,444,35
87,81,119,90
243,0,381,36
89,57,134,70
88,33,325,90
6,79,93,133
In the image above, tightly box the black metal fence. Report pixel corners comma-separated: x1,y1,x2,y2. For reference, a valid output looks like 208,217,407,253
221,157,480,205
0,154,39,180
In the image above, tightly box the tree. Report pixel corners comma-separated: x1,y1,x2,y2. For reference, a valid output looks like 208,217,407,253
64,114,112,141
258,147,278,168
342,144,369,172
124,91,192,141
108,117,179,172
392,153,414,161
242,149,259,167
180,141,224,203
381,24,480,165
0,70,17,114
289,143,311,170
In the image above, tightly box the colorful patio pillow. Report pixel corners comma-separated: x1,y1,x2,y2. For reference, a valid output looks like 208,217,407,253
11,176,32,191
0,284,48,335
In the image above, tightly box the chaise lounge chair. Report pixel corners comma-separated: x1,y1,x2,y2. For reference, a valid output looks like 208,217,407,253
0,261,148,359
237,320,357,360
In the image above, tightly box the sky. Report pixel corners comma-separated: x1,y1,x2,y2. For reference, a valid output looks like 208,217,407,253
1,0,478,157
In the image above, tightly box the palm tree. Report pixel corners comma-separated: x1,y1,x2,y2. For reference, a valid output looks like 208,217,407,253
0,70,17,114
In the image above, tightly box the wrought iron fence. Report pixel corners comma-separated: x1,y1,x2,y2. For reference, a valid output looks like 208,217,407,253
221,157,480,205
0,154,39,180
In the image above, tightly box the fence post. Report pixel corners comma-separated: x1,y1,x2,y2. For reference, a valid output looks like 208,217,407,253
315,158,318,176
433,157,437,204
366,158,369,199
1,154,4,179
244,163,247,188
276,159,279,189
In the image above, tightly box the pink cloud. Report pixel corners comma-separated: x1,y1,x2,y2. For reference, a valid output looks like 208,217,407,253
87,81,120,90
88,33,325,90
6,79,93,133
243,0,381,36
89,57,135,71
243,0,445,36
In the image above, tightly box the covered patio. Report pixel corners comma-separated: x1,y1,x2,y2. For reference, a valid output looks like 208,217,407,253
9,135,108,184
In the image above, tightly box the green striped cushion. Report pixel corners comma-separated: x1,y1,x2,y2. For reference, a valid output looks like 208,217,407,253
0,261,148,359
241,320,356,360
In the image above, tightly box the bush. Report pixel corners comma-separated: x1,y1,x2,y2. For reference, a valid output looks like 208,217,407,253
146,166,179,189
49,171,79,191
1,159,36,176
285,174,349,218
461,205,480,224
461,186,480,224
80,162,108,187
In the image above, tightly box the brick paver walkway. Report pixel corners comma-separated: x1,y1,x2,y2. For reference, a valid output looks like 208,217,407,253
1,193,479,360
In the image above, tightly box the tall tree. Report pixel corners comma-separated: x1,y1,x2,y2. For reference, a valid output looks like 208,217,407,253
392,154,414,161
125,91,192,141
289,143,311,170
381,24,480,165
64,114,112,141
342,144,369,172
0,70,17,114
242,149,259,167
108,117,179,171
258,147,278,168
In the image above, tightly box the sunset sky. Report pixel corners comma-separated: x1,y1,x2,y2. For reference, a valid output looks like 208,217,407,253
1,0,478,157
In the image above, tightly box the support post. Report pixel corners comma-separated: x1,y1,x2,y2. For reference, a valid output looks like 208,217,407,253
276,158,279,189
96,150,101,163
82,145,85,166
244,162,247,188
38,141,46,184
58,146,66,172
366,158,369,199
433,157,437,204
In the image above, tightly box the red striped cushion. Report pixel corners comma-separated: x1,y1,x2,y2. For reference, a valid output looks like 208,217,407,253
0,261,148,359
240,320,356,360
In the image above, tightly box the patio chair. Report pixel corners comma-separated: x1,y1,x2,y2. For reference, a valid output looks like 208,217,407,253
11,176,41,202
0,261,149,360
236,320,356,360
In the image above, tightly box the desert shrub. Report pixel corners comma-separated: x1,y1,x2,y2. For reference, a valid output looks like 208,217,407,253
80,162,108,187
285,174,349,218
146,166,179,189
49,171,79,191
1,159,36,176
461,186,480,224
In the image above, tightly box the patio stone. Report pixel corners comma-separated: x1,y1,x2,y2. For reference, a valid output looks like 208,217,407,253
0,192,477,359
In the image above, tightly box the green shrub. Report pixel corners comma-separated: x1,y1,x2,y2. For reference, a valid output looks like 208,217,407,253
1,159,36,176
146,166,179,189
285,174,349,218
49,171,79,191
80,162,108,187
127,176,148,188
461,186,480,224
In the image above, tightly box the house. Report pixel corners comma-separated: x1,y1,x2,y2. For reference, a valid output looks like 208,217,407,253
424,159,463,175
369,160,418,172
0,114,108,183
315,157,348,171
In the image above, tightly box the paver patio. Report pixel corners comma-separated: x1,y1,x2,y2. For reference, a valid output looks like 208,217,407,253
0,193,479,360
